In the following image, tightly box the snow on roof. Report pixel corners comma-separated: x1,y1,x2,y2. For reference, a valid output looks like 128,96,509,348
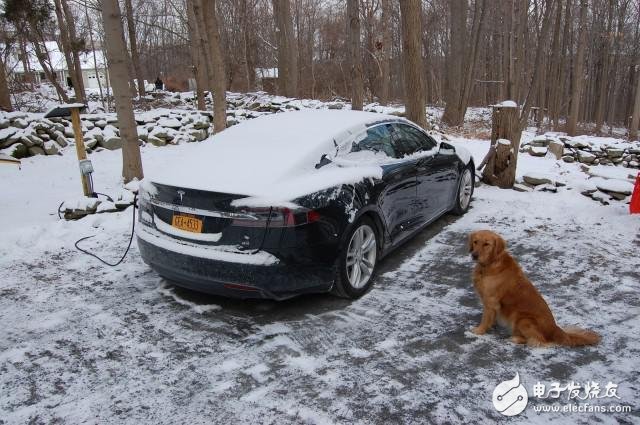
6,41,107,74
496,100,518,108
147,110,400,199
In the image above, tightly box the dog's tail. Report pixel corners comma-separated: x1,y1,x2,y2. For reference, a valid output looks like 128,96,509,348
555,326,600,347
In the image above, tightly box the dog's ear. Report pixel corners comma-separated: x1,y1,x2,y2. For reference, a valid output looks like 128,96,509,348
468,231,477,253
492,234,506,257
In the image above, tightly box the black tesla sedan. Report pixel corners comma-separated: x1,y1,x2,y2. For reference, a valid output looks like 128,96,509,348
137,110,474,300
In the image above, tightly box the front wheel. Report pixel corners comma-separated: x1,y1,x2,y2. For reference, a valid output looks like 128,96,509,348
451,166,474,215
332,218,378,299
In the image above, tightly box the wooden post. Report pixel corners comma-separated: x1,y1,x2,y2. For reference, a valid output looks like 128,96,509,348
479,103,522,188
44,104,93,196
70,107,92,196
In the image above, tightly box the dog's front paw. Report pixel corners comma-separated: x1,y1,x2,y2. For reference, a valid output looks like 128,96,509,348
472,326,487,335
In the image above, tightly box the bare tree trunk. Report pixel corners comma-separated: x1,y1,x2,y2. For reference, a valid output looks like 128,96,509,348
567,0,587,136
347,0,363,110
630,68,640,140
54,0,84,102
594,0,614,133
442,0,486,127
0,56,12,111
18,37,34,90
101,0,143,182
240,0,251,93
547,0,562,127
553,0,571,129
506,0,515,100
272,0,298,97
460,0,487,112
186,0,206,110
480,105,521,188
399,0,427,128
519,0,555,128
379,0,391,106
190,0,215,94
84,0,105,109
606,1,627,132
61,0,86,101
124,0,145,97
442,0,466,126
201,0,227,133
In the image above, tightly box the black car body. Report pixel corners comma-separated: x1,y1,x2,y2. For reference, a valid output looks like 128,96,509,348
137,110,474,299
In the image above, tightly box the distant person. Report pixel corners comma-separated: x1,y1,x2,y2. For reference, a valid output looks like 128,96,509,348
155,76,164,91
67,76,73,89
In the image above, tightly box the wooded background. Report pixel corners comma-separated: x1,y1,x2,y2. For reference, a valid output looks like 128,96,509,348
2,0,640,139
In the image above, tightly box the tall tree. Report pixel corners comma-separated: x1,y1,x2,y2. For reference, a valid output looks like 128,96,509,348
190,0,215,95
201,0,227,133
61,0,86,100
239,0,253,93
399,0,427,128
272,0,298,97
83,0,105,109
347,0,363,110
0,56,12,111
630,68,640,141
442,0,467,126
442,0,487,127
124,0,145,97
186,0,207,110
379,0,391,106
567,0,588,136
100,0,143,182
594,0,615,133
53,0,84,102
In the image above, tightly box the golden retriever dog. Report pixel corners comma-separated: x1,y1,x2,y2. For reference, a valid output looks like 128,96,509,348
468,230,600,347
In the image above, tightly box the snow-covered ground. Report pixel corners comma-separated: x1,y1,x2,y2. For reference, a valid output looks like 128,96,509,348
0,122,639,423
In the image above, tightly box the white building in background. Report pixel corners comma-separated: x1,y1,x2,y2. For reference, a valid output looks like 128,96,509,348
8,41,109,90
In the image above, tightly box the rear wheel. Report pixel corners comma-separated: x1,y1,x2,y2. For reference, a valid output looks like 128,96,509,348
332,217,378,299
451,165,474,215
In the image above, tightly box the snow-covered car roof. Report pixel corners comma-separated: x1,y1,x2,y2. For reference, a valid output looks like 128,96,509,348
147,110,405,199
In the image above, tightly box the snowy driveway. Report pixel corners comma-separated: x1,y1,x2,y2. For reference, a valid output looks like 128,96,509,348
1,180,639,424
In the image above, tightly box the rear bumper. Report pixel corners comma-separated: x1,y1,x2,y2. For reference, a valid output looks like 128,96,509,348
136,225,335,300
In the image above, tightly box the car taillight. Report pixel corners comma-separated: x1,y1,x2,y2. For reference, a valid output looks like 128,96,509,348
232,207,321,227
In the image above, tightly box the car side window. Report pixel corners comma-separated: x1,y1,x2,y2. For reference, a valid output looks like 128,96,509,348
393,124,437,156
351,124,398,158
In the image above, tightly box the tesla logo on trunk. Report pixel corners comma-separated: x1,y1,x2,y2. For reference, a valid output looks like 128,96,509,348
177,190,185,203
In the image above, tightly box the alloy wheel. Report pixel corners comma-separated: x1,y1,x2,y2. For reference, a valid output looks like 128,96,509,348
459,169,473,210
345,224,377,289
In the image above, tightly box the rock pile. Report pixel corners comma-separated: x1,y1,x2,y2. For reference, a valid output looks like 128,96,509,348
61,182,138,220
579,165,637,205
512,166,637,207
513,172,566,193
2,91,443,160
0,109,214,159
521,133,640,169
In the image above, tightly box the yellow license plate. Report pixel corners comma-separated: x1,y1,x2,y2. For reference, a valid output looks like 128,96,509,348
172,214,203,233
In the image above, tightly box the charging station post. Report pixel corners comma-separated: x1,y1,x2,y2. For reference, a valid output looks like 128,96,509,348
44,103,95,197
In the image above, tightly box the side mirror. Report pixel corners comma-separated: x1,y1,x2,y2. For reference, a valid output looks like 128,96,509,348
438,142,456,155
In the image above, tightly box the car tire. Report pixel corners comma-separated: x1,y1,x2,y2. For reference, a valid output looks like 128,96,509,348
451,165,474,215
332,217,378,299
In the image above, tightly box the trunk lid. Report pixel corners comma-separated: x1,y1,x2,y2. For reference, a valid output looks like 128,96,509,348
149,183,276,251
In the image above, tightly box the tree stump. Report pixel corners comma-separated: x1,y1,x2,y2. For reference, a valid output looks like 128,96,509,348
479,104,522,188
